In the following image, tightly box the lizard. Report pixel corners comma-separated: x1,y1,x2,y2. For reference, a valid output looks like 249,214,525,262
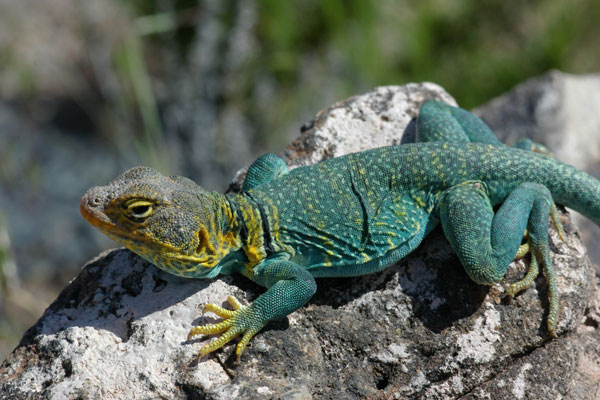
80,99,600,361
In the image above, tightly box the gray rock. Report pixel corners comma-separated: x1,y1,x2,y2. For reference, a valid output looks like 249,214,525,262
2,82,599,399
475,70,600,267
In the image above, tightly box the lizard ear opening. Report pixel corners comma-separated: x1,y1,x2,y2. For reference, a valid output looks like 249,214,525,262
196,228,210,255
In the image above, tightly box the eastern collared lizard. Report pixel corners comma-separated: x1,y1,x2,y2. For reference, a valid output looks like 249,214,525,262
80,100,600,360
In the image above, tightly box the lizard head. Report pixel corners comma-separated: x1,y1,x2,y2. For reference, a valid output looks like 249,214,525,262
80,166,241,278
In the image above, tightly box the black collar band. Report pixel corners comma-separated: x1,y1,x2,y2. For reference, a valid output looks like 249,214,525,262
243,192,275,255
234,205,249,245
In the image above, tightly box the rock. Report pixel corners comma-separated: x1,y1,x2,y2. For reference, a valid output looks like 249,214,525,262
2,82,599,399
475,70,600,267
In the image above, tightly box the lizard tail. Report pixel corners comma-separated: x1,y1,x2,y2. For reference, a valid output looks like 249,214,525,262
544,158,600,227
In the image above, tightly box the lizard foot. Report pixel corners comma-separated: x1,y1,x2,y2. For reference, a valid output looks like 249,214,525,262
507,204,565,336
515,229,530,259
513,204,566,262
187,295,264,361
507,244,558,336
507,241,539,298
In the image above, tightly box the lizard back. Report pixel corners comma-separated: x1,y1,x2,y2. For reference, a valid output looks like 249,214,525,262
246,142,600,276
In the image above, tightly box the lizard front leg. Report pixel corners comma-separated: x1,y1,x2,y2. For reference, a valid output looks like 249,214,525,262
438,180,560,335
188,259,316,360
243,153,289,191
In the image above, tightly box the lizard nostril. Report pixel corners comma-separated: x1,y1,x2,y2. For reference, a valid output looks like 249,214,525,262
89,197,102,207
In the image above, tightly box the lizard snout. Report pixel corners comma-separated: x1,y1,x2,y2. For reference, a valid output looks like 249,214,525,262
80,187,111,225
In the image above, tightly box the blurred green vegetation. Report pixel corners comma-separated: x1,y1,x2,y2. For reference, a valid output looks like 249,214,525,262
121,0,600,155
253,0,599,107
4,0,599,167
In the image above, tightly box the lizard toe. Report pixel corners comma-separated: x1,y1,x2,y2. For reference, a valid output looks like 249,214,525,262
187,296,266,360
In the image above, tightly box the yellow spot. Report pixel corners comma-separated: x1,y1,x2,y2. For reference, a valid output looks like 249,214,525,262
361,253,371,263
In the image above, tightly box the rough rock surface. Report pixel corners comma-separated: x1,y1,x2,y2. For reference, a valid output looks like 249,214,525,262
2,82,600,399
475,70,600,267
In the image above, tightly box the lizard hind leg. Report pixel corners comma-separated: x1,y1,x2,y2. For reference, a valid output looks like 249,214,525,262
416,100,502,145
439,181,560,335
416,100,554,158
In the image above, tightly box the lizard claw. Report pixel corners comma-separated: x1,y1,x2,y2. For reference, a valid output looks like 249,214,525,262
188,295,264,361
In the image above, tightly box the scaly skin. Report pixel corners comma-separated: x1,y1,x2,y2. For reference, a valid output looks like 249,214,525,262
81,100,600,360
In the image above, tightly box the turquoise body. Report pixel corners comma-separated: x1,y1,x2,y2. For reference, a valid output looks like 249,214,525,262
186,100,600,357
245,142,600,277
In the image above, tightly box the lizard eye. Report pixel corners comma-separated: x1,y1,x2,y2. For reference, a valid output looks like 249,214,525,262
122,200,154,220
